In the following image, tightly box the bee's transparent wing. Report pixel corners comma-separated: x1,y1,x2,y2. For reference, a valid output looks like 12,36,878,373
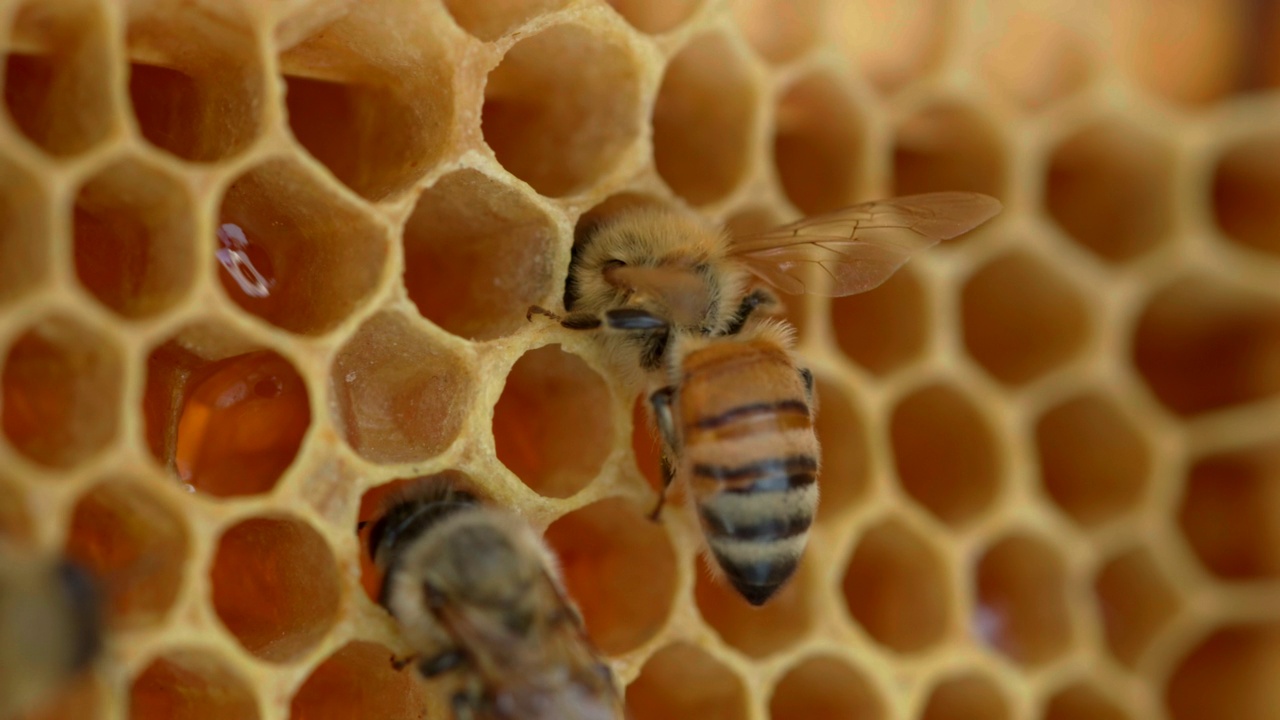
728,192,1002,296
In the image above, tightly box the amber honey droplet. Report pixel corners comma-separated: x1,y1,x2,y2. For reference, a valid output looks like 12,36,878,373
174,351,309,497
215,222,276,303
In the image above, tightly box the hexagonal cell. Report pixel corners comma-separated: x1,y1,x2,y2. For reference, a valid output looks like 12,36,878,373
1,315,123,469
773,72,867,215
125,3,264,161
72,158,196,319
843,517,952,654
653,34,756,206
1166,621,1280,720
442,0,568,40
143,329,310,497
812,377,870,520
1106,0,1250,106
1094,547,1181,668
769,656,885,720
731,0,820,64
280,0,455,201
0,156,48,307
695,553,815,659
483,24,642,197
962,250,1091,385
974,533,1074,667
544,497,677,655
608,0,700,34
331,311,474,464
1044,682,1132,720
210,515,341,662
894,102,1006,201
64,480,189,631
890,382,1001,528
1036,392,1151,528
1212,134,1280,257
3,0,114,156
130,651,260,720
1180,441,1280,580
493,345,613,498
289,641,429,720
626,643,748,720
830,0,947,93
1045,119,1175,263
1133,277,1280,416
977,6,1094,111
921,672,1012,720
831,264,928,376
403,169,557,340
0,476,31,542
217,158,389,335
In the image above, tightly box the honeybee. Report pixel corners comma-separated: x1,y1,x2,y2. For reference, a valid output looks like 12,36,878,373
0,546,102,718
529,193,1001,604
366,480,624,720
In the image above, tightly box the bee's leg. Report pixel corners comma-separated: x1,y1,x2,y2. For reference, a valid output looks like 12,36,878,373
648,386,679,522
527,305,603,330
389,652,422,671
799,367,815,405
416,648,467,678
450,691,479,720
723,288,779,336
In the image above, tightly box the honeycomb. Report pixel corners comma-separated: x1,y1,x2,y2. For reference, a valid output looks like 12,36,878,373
2,0,1279,718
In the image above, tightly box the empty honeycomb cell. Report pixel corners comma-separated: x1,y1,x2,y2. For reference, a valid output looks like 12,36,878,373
64,480,189,631
130,651,260,720
1094,547,1181,668
1044,682,1131,720
893,102,1006,201
890,382,1001,528
842,517,952,654
1180,442,1280,580
1035,392,1151,528
831,264,927,377
3,0,114,156
1,315,123,469
0,156,48,306
483,24,642,197
1133,277,1280,416
0,476,31,542
652,34,756,206
1166,621,1280,720
544,497,677,654
695,554,814,659
125,3,264,161
829,0,948,93
974,534,1073,667
607,0,700,34
403,169,556,340
773,72,867,214
977,6,1094,111
331,312,473,464
1045,119,1175,263
921,672,1011,720
144,342,310,498
731,0,820,64
289,641,428,720
72,159,196,319
209,515,341,662
442,0,568,40
493,345,613,498
625,642,749,720
280,0,455,201
812,377,870,520
961,251,1091,385
1211,134,1280,257
217,159,389,335
1107,0,1248,106
769,656,885,720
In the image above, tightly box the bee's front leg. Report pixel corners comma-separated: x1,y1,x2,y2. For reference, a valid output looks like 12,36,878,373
527,305,603,330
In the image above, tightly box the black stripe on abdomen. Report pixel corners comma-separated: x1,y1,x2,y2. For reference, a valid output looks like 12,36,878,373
695,399,809,430
700,505,813,542
692,455,817,486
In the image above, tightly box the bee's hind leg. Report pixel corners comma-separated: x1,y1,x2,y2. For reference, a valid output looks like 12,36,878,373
647,386,679,522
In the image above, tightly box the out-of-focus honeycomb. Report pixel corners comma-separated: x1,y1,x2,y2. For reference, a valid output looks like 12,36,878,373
2,0,1279,717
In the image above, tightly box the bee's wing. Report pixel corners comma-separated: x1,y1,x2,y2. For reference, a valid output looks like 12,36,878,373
728,192,1002,296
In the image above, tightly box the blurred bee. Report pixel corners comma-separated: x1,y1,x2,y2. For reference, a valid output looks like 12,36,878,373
529,193,1001,604
530,192,1002,386
366,480,624,720
0,546,102,718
